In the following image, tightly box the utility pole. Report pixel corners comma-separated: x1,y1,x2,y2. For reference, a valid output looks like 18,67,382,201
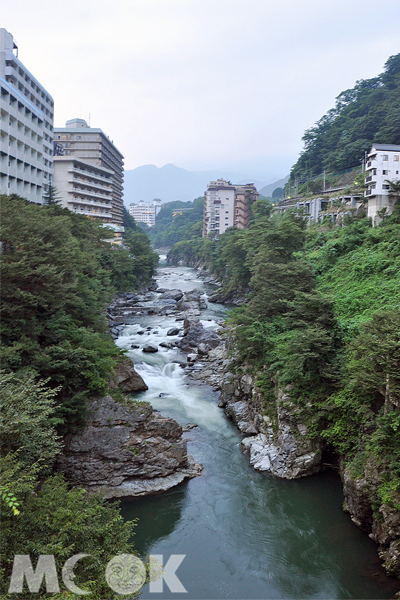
323,170,326,191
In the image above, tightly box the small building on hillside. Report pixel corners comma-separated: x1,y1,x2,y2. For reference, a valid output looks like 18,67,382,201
365,144,400,224
203,179,258,236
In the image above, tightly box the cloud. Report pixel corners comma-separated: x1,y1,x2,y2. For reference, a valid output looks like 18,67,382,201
3,0,400,174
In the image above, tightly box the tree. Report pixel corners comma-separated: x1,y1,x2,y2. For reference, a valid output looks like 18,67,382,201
272,187,284,200
43,184,62,205
349,310,400,413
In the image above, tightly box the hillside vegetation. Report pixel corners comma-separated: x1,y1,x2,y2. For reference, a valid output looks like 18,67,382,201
0,195,158,597
289,53,400,182
147,197,204,249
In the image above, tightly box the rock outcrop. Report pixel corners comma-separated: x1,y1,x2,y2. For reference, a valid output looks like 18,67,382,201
222,373,322,479
58,396,202,498
109,358,148,392
107,287,207,321
191,346,322,479
177,317,221,353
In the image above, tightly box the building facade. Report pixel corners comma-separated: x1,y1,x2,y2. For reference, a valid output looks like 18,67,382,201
54,119,124,224
203,179,258,236
53,156,113,221
365,143,400,223
129,199,162,226
0,28,54,203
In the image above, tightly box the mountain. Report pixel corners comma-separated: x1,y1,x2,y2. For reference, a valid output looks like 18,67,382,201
290,53,400,180
123,164,281,205
259,175,290,198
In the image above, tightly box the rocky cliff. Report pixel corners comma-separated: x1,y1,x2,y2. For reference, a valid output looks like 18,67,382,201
58,395,202,498
341,460,400,579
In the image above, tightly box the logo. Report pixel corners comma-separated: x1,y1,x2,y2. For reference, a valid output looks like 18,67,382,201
8,553,187,595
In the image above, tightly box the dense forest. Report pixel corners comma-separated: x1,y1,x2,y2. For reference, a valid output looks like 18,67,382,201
289,53,400,181
168,205,400,532
146,197,204,248
0,195,158,598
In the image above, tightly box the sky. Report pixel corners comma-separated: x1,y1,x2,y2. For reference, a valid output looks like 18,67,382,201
2,0,400,180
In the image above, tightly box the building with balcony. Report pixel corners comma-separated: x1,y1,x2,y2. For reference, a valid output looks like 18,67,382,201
129,198,162,226
0,28,54,203
54,119,124,224
53,155,113,221
365,144,400,223
203,179,258,236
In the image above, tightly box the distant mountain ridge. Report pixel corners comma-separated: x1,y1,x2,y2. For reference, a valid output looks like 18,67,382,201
259,175,290,198
123,163,287,205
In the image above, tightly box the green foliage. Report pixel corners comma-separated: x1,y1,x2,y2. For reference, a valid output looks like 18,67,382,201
0,476,136,599
272,187,284,200
0,194,157,430
43,184,62,205
0,371,62,471
0,198,145,597
290,53,400,180
148,197,204,248
348,310,400,410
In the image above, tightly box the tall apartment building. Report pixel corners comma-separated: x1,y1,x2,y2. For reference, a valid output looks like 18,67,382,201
54,119,124,225
53,155,113,221
203,179,258,236
0,28,54,203
365,143,400,223
129,198,162,226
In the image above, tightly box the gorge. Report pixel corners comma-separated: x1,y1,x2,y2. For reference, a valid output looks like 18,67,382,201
107,259,399,599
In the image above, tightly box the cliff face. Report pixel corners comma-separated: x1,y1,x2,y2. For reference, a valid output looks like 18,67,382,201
58,395,202,498
341,461,400,578
220,370,322,479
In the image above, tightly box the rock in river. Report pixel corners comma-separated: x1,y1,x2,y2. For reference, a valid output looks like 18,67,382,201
143,343,159,353
109,358,148,392
58,396,202,498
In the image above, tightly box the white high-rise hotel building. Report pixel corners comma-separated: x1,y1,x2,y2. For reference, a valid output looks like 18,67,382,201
0,29,54,203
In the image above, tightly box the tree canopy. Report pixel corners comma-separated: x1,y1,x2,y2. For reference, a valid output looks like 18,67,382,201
290,53,400,181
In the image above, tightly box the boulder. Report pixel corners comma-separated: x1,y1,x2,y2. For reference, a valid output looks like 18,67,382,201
178,318,220,352
109,358,148,392
167,327,180,336
143,343,158,353
160,289,184,301
58,396,202,498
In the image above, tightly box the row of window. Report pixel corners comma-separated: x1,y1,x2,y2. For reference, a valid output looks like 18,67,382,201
5,60,54,107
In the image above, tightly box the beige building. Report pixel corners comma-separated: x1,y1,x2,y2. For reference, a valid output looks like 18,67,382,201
234,184,259,229
203,179,258,236
54,119,124,224
0,28,54,203
53,155,113,221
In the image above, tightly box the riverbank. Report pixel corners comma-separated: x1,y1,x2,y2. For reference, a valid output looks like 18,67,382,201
191,308,400,584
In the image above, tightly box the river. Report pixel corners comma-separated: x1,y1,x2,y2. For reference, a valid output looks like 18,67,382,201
116,261,399,599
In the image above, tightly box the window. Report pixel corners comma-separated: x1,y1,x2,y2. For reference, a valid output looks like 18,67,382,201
383,184,390,190
383,155,389,161
383,170,389,175
394,155,399,161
